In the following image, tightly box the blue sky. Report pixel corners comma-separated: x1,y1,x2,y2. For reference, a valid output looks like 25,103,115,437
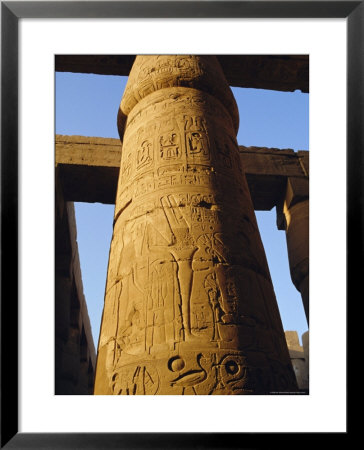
56,69,309,349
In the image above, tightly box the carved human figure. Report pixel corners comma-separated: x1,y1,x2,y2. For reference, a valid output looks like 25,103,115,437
203,272,223,341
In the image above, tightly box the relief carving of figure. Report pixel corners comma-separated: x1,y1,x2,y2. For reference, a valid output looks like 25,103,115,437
186,132,208,157
161,195,198,341
203,272,224,341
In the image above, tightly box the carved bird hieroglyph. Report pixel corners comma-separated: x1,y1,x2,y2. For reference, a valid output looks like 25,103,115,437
170,353,208,395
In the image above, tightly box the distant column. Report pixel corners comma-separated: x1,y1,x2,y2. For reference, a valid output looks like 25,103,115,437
278,176,309,323
285,330,309,391
94,55,298,395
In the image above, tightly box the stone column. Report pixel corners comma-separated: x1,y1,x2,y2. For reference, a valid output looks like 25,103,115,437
94,55,298,395
302,330,309,375
285,331,309,391
278,176,309,323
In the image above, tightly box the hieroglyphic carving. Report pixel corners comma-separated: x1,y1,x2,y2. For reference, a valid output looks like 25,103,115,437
111,363,159,395
94,55,298,395
164,351,258,394
159,132,180,160
160,194,197,341
203,272,223,341
137,139,153,170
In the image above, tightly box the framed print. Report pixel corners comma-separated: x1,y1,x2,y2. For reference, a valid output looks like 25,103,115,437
1,1,359,447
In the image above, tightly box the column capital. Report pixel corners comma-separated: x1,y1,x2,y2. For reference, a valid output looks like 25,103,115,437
118,55,239,137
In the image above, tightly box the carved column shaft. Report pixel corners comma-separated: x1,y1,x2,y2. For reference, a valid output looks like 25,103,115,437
94,55,298,395
280,177,309,323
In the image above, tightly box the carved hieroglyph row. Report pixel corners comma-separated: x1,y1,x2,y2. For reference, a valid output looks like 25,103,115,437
94,55,298,394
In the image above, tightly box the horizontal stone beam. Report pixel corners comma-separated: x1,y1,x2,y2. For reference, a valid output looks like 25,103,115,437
55,55,309,93
239,145,309,210
56,135,308,210
56,135,121,204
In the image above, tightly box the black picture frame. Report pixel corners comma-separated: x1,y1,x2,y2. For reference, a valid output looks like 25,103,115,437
1,1,358,448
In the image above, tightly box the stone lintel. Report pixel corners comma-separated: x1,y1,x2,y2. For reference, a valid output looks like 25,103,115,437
239,146,308,211
56,135,120,204
56,135,308,209
56,135,122,167
57,165,119,205
55,55,309,93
